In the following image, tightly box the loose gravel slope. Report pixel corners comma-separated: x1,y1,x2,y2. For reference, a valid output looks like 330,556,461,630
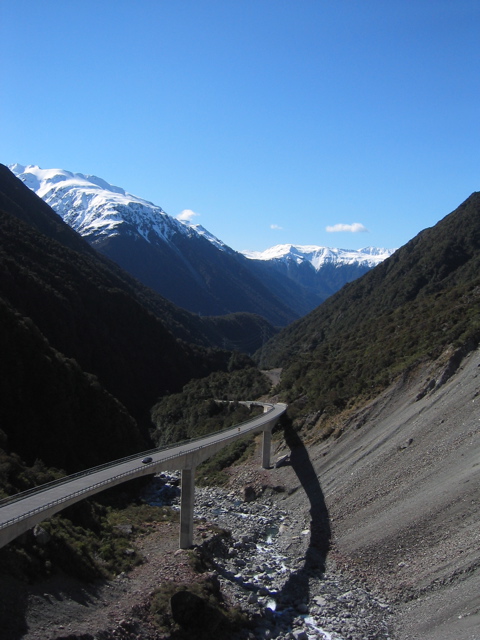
274,346,480,640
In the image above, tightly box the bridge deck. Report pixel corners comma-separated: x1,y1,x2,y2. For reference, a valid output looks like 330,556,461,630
0,402,287,549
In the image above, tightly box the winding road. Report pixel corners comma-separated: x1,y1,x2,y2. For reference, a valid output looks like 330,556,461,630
0,401,287,549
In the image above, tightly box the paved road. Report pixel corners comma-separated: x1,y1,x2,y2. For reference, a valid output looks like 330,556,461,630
0,401,287,548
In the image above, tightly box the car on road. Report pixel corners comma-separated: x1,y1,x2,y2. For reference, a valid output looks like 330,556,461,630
141,456,153,464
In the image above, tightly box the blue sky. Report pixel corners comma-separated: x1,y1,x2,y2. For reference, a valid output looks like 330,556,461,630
1,1,479,252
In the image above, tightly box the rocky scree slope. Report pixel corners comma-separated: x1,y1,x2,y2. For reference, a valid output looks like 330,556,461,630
271,345,479,640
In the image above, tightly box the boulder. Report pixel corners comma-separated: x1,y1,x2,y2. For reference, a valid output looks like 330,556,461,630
292,630,308,640
243,485,257,502
33,524,51,546
274,454,290,468
170,590,223,631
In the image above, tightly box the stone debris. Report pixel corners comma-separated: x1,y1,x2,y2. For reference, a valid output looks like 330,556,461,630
274,454,290,468
152,476,394,640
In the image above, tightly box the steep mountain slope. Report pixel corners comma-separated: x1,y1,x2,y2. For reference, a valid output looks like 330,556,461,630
0,297,142,472
261,193,480,639
10,165,394,324
1,163,276,352
260,192,480,417
0,164,253,470
275,347,479,640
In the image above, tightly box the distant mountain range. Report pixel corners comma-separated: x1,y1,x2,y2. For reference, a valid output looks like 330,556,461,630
242,243,390,268
10,165,395,325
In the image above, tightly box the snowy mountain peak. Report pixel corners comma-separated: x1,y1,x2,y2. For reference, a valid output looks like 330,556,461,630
7,162,398,323
9,163,395,285
241,243,396,271
8,164,191,246
11,164,128,198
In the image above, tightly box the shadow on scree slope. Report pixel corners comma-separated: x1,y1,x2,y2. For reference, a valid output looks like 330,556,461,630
278,419,332,605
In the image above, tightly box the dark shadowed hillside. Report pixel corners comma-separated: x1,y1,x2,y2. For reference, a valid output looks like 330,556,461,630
0,165,259,471
0,298,143,472
0,164,277,354
259,192,480,419
96,228,299,326
0,193,206,428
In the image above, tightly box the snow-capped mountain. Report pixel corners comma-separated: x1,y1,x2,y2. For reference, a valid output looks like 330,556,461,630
9,164,206,247
9,164,395,324
9,164,298,324
242,244,395,271
240,244,397,309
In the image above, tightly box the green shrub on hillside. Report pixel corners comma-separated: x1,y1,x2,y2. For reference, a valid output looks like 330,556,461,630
196,436,255,486
0,497,175,583
0,449,65,500
151,367,270,446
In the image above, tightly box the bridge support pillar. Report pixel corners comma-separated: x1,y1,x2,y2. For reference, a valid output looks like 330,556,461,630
262,429,271,469
179,467,196,549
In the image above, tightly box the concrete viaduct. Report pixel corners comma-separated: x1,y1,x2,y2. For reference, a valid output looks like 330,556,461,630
0,402,287,550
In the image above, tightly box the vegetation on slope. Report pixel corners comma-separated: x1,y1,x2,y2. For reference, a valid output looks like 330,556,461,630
151,367,270,446
0,443,175,583
0,297,144,471
0,195,230,432
0,166,270,467
151,367,271,484
258,192,480,421
201,312,278,355
0,489,175,583
0,448,64,501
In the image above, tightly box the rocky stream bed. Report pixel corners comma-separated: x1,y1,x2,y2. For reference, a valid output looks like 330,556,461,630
143,471,394,640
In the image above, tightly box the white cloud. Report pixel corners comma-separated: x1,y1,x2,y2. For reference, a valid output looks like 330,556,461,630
326,222,368,233
270,224,283,230
177,209,199,222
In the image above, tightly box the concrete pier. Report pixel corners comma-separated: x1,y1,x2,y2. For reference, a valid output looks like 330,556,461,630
179,467,196,548
262,429,272,469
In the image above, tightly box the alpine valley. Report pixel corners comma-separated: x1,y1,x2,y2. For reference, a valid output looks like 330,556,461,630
0,162,478,640
9,164,394,328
